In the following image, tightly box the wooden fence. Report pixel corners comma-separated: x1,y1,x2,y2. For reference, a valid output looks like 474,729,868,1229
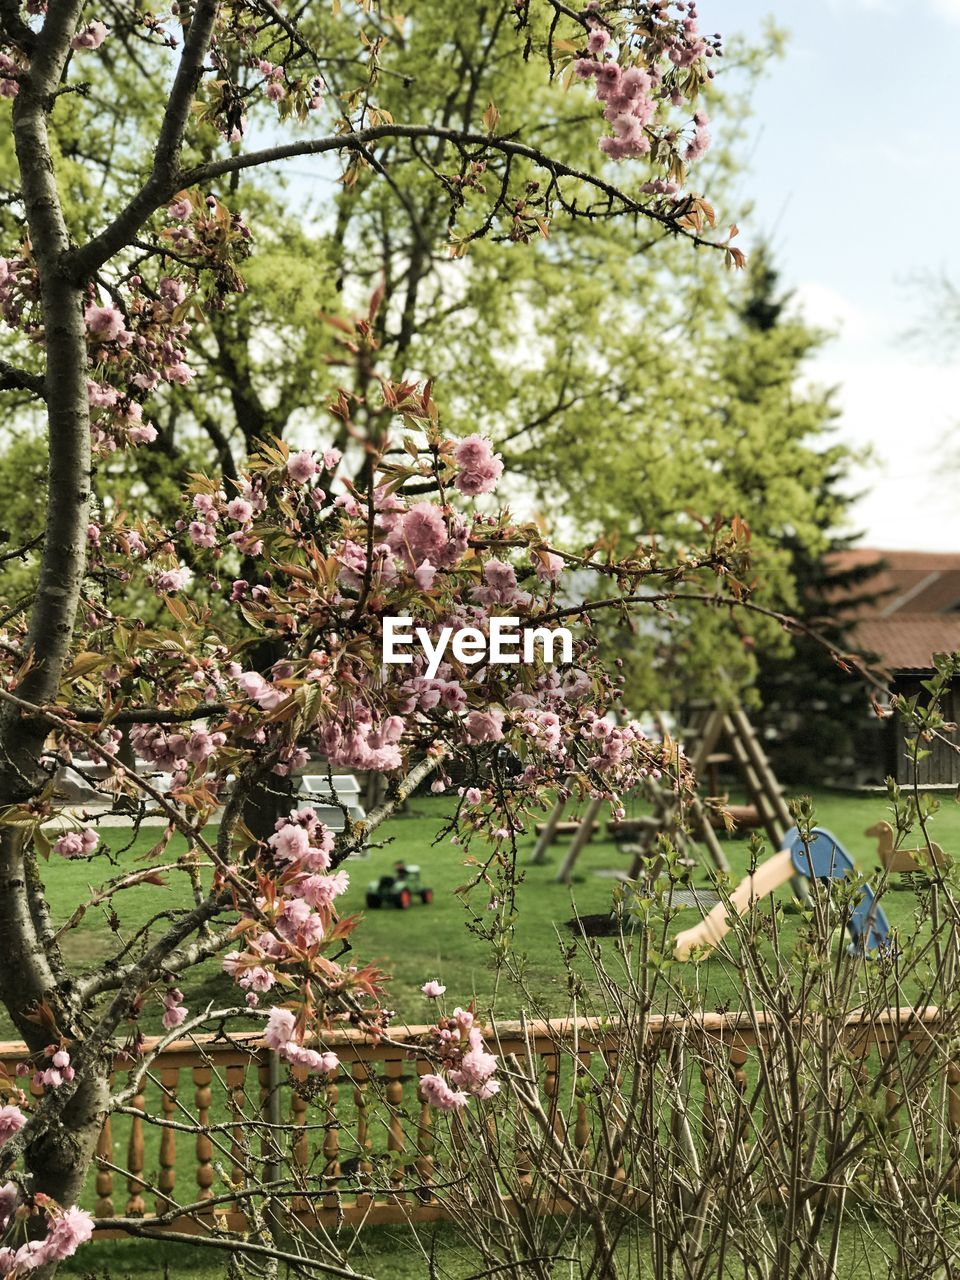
1,1005,955,1237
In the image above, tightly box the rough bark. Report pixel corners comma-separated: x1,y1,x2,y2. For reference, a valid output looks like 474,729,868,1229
0,0,109,1231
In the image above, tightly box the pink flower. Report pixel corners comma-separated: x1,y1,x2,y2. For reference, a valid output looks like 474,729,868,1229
162,988,187,1030
87,380,118,408
71,20,107,49
158,276,186,305
265,81,286,101
268,823,310,862
574,57,602,79
413,559,437,590
463,787,482,805
533,550,564,583
463,708,504,744
296,870,348,908
154,566,192,594
84,304,125,341
420,1074,469,1110
263,1006,297,1050
282,1044,338,1073
54,827,98,858
237,670,284,711
0,1106,25,1146
42,1206,94,1261
684,125,711,163
226,498,254,523
322,448,341,469
387,502,450,570
168,197,192,220
421,980,446,998
452,434,504,496
128,422,158,446
587,25,610,53
287,450,318,483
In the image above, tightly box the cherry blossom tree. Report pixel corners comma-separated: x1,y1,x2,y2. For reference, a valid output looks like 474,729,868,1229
0,0,750,1271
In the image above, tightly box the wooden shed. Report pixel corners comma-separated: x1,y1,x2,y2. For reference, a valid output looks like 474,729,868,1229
830,550,960,788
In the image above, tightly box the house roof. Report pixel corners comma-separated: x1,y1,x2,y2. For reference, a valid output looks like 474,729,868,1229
852,614,960,673
830,548,960,616
828,549,960,673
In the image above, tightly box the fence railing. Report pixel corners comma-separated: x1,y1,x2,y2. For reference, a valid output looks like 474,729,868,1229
0,1004,954,1237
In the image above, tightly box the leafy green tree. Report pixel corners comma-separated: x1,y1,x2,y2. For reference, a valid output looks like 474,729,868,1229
737,253,885,781
0,7,855,716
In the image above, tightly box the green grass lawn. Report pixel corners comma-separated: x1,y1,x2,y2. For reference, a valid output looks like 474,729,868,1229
59,1219,902,1280
14,785,960,1042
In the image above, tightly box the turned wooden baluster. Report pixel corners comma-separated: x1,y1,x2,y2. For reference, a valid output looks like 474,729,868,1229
193,1065,214,1215
544,1051,561,1137
291,1066,310,1211
947,1060,960,1195
415,1061,435,1203
353,1061,374,1210
385,1056,407,1200
574,1051,592,1169
126,1083,146,1215
258,1057,281,1189
322,1063,341,1193
599,1047,626,1199
156,1066,179,1217
728,1037,749,1140
227,1061,247,1207
95,1115,114,1216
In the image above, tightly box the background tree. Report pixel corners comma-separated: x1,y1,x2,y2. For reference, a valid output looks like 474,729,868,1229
0,7,859,716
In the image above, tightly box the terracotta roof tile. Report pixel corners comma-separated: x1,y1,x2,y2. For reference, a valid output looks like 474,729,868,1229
851,614,960,673
829,548,960,616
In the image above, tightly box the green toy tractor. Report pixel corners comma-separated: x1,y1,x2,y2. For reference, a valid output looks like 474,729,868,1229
366,861,434,910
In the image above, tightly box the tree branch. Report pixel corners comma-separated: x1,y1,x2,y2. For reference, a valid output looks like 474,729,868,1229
71,123,723,280
0,360,44,397
66,0,221,281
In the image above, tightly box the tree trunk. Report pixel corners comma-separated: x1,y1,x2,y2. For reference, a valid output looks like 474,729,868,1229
0,1,101,1239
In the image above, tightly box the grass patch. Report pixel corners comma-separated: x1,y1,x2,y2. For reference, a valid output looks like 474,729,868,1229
12,786,960,1041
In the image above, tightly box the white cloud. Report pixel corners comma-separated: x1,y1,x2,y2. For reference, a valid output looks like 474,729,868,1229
790,282,874,341
930,0,960,20
808,351,960,550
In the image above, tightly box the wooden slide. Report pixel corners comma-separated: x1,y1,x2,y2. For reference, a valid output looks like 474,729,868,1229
673,849,795,961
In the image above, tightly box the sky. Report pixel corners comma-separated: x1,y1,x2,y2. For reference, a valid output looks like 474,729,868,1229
693,0,960,551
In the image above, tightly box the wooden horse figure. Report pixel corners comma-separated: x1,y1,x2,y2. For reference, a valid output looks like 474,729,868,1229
864,820,947,875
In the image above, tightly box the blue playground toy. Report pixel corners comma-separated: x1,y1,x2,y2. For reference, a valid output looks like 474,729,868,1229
674,824,892,960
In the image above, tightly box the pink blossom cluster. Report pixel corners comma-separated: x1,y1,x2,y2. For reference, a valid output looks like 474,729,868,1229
0,1191,93,1276
318,707,405,771
0,255,37,326
572,1,717,170
162,988,188,1030
0,53,20,98
420,1007,499,1111
379,499,470,574
34,1046,75,1090
268,807,334,872
263,1007,339,1074
471,559,530,609
462,708,505,744
223,807,351,1008
129,721,227,789
452,434,504,496
0,1107,24,1148
53,827,98,858
70,20,108,50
